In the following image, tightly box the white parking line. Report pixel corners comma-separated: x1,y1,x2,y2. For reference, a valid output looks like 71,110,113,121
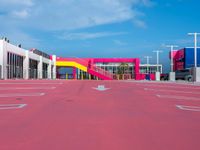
0,83,63,85
156,94,200,101
126,80,200,86
0,87,56,90
0,104,27,110
176,105,200,112
144,88,200,94
138,84,200,89
0,93,45,97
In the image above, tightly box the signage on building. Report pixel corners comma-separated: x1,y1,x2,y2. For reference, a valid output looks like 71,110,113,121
30,48,50,59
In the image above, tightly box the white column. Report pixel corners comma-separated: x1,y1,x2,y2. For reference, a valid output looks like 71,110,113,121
169,72,175,82
38,56,43,79
0,40,4,79
155,72,160,81
23,51,29,79
192,67,200,82
1,40,8,79
48,60,52,79
52,55,56,79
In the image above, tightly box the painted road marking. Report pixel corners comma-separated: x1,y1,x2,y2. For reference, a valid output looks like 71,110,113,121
0,104,27,110
126,80,200,86
156,94,200,101
0,93,45,97
138,84,200,89
0,87,56,90
144,88,200,94
176,105,200,112
93,85,110,91
0,83,63,85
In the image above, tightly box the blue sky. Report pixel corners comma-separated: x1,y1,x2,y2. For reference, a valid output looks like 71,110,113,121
0,0,200,72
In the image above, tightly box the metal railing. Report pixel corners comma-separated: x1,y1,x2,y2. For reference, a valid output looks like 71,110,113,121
66,57,114,79
92,65,114,79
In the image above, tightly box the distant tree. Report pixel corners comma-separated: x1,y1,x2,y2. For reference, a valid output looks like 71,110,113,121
117,63,129,79
118,63,129,74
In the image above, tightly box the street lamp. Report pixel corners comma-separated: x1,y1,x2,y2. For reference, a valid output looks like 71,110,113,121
144,56,152,74
166,45,178,72
153,50,162,72
188,32,200,67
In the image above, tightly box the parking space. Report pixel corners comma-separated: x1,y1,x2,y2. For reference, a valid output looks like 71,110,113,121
0,80,62,118
128,81,200,112
0,80,199,150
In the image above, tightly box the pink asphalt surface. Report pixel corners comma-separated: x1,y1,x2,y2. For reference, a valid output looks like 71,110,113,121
0,80,200,150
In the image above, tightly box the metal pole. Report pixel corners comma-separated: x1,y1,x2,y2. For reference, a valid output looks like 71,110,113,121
170,46,173,72
166,45,178,72
144,56,152,74
153,50,162,72
194,33,197,67
188,33,200,67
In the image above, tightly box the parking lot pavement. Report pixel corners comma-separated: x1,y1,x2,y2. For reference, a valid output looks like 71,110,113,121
126,79,200,86
0,80,199,150
129,80,200,109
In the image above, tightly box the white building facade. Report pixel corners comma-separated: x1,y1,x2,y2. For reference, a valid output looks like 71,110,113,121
139,64,163,74
95,63,163,74
0,39,56,80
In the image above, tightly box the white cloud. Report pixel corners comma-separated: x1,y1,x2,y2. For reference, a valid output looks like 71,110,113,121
0,0,33,6
29,0,135,30
133,19,147,28
141,0,155,7
113,40,127,46
0,0,153,30
11,10,29,19
0,29,40,48
0,0,153,45
59,32,127,40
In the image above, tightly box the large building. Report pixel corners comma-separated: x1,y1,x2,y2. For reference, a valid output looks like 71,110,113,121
56,57,162,80
172,47,200,71
0,39,56,80
0,38,162,80
56,57,140,80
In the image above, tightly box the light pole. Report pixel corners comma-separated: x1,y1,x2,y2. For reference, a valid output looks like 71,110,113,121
188,32,200,82
166,45,178,72
188,32,200,67
153,50,162,72
144,56,152,74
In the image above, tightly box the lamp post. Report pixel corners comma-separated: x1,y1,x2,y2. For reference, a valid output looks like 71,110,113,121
166,45,178,72
144,56,152,74
188,33,200,67
166,45,178,81
188,32,200,82
153,50,162,72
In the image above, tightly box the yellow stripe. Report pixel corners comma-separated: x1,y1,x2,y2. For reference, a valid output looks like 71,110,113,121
56,61,87,72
